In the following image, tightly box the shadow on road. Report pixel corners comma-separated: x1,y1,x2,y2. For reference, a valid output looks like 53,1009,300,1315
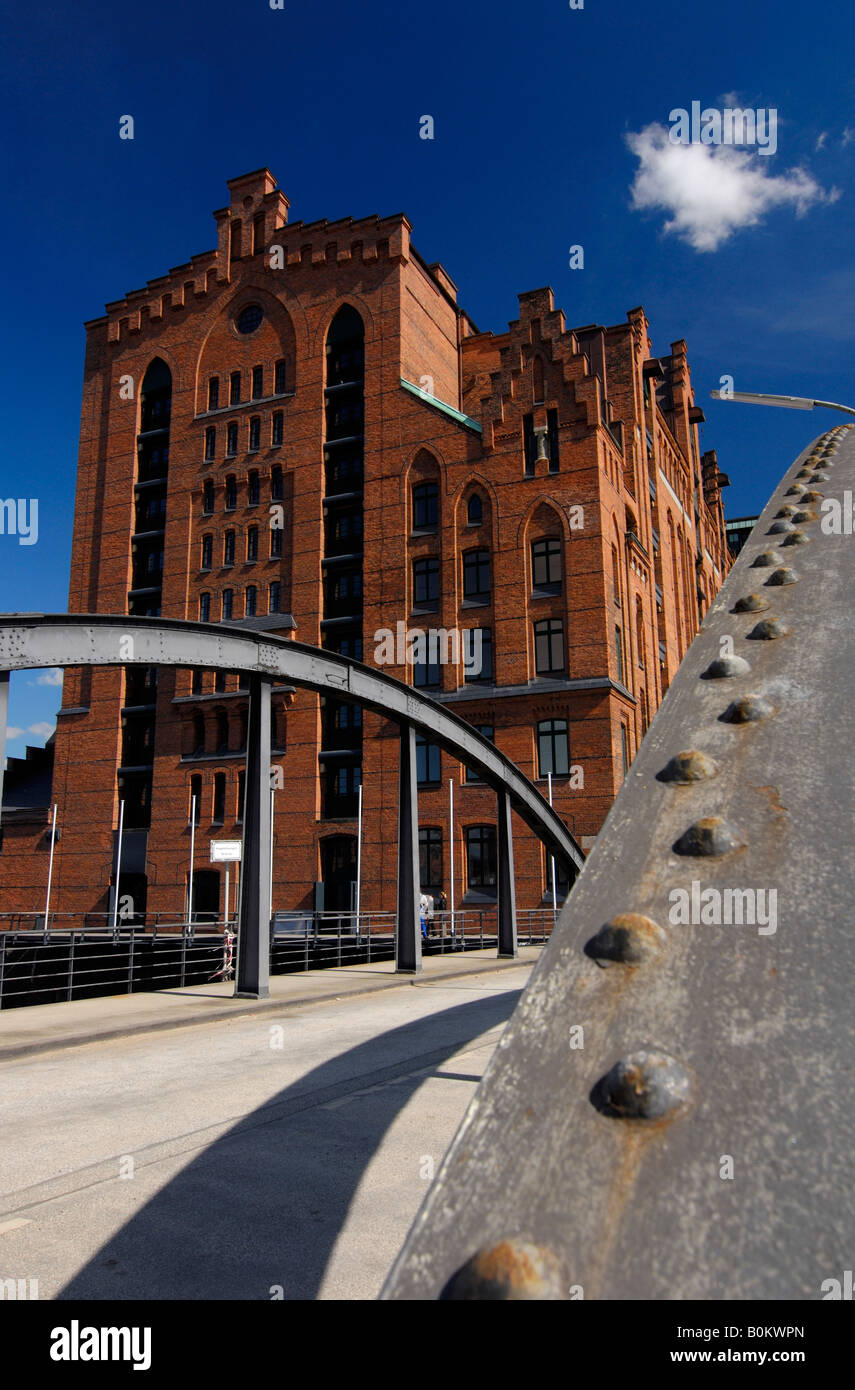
58,987,521,1300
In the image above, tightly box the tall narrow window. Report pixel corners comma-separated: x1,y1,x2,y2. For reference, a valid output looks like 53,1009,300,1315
464,627,493,682
463,548,491,601
248,417,260,452
202,480,215,514
523,414,536,477
208,377,219,411
213,772,226,823
620,724,630,779
271,465,283,500
247,527,259,562
416,735,441,785
221,588,234,619
467,494,483,526
225,476,237,511
251,366,263,400
547,408,560,474
615,626,624,684
412,482,438,531
245,585,257,617
199,592,211,623
537,719,569,778
274,359,287,395
189,775,202,825
413,557,439,611
466,826,497,891
247,470,260,506
229,221,242,262
191,669,204,695
230,371,241,405
531,537,562,590
419,828,443,892
272,411,283,447
269,581,281,613
636,598,645,670
200,535,213,571
269,527,282,559
204,426,216,462
534,619,565,675
223,531,236,567
226,422,238,457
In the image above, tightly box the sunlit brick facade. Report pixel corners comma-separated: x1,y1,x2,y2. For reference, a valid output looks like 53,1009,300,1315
0,169,730,919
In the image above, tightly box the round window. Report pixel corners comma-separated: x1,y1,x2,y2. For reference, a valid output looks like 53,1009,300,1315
236,304,263,335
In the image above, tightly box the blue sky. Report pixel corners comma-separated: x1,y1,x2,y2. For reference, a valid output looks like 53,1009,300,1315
2,0,853,755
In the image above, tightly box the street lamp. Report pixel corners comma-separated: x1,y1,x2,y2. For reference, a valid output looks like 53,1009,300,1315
710,389,855,418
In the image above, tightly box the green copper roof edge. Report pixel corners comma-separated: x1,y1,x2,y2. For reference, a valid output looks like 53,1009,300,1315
400,378,482,434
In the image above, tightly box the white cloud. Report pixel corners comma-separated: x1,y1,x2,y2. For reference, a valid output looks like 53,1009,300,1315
816,131,828,150
36,669,63,686
27,722,55,739
842,128,855,146
626,123,837,252
5,726,24,740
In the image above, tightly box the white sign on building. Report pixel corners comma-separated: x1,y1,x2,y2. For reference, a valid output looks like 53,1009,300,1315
210,840,242,863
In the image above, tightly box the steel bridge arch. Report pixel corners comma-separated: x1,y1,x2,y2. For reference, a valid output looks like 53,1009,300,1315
0,614,585,995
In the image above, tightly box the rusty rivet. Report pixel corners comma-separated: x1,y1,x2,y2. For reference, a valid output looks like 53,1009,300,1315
720,693,775,724
657,749,719,783
732,593,770,613
768,520,794,534
775,505,797,517
747,618,789,640
780,531,809,546
811,471,830,482
673,816,745,857
784,485,806,496
752,550,779,567
792,509,817,523
586,913,666,967
765,567,798,586
438,1239,569,1301
702,653,751,679
597,1050,692,1121
802,490,823,502
795,469,813,479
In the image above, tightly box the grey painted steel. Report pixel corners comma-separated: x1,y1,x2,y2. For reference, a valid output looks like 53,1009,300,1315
396,726,422,975
0,617,585,881
496,792,518,959
235,676,271,999
383,427,855,1301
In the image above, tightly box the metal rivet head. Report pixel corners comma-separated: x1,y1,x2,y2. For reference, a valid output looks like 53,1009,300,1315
657,749,719,783
732,593,770,613
784,485,806,496
586,913,666,967
597,1050,692,1121
673,816,744,857
766,567,798,586
795,469,813,479
752,550,779,567
702,654,751,679
774,505,797,518
802,490,823,503
439,1240,569,1301
780,531,809,546
747,618,789,640
768,519,794,534
811,471,830,482
720,694,775,724
792,509,817,523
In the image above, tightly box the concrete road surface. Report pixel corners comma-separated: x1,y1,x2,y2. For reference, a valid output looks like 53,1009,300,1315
0,958,535,1300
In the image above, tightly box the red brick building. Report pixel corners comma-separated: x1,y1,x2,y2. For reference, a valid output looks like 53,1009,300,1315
0,168,730,921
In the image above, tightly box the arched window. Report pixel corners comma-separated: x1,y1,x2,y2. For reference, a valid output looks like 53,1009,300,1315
467,493,483,526
189,776,202,825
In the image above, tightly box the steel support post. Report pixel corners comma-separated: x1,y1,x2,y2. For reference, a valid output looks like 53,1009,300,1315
396,724,422,975
0,671,8,835
235,675,272,998
497,790,518,958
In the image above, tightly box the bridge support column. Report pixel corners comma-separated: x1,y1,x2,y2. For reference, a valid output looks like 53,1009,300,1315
497,790,518,959
0,672,8,834
396,725,422,975
235,675,271,999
